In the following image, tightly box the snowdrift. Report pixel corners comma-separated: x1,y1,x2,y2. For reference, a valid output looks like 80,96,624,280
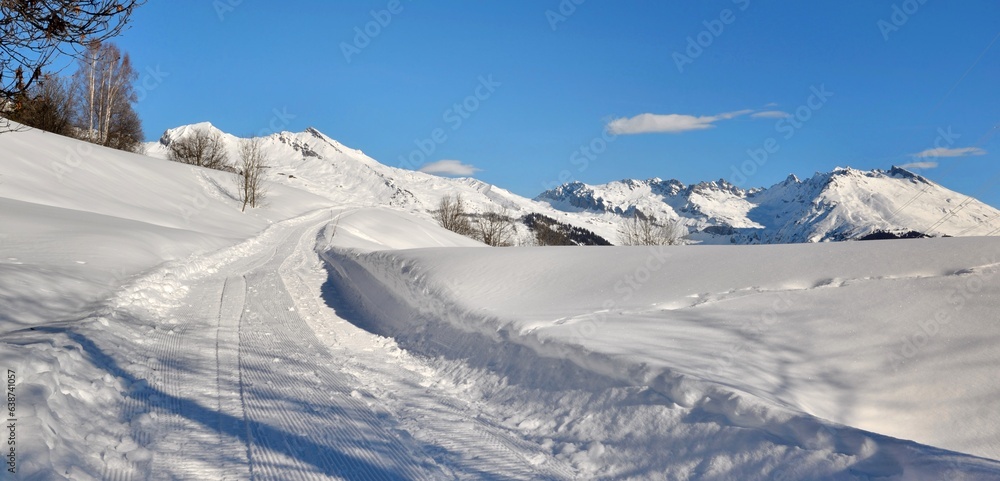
321,231,1000,479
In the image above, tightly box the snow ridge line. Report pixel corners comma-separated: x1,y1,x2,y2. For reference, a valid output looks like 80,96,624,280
319,248,995,476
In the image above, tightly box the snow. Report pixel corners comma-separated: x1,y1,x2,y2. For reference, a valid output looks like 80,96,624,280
3,122,1000,479
536,169,1000,244
321,236,1000,478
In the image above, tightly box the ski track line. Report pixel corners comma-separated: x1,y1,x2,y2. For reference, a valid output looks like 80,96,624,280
117,211,444,480
284,222,577,480
97,210,326,479
235,228,443,480
100,208,576,480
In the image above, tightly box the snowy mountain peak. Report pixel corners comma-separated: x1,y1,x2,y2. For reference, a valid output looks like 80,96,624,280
143,123,616,241
156,121,226,146
145,122,1000,245
887,165,931,184
539,167,1000,243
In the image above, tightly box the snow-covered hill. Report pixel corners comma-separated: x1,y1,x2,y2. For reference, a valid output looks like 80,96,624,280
537,168,1000,244
4,121,1000,479
145,122,621,244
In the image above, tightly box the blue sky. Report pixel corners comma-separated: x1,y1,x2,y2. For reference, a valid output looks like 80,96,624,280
107,1,999,205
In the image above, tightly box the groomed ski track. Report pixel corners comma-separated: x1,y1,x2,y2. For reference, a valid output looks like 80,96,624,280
85,209,572,480
36,207,1000,480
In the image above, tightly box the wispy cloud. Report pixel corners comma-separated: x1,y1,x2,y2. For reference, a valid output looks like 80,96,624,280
418,159,482,176
750,110,791,119
898,161,938,170
607,109,753,135
911,147,987,158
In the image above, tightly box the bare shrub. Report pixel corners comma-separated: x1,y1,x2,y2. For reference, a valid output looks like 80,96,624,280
618,212,685,246
435,194,474,236
169,130,229,170
475,207,515,247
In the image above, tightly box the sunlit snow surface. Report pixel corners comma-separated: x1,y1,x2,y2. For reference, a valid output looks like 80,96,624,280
2,124,999,480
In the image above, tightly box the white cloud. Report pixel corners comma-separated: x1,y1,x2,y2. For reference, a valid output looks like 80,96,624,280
912,147,987,158
898,161,938,170
606,109,753,135
418,159,482,177
751,110,791,119
764,102,779,107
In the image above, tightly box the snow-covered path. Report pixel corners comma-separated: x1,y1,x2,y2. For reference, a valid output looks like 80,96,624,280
79,210,570,480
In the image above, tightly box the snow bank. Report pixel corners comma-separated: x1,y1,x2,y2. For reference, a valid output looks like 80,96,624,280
321,231,1000,478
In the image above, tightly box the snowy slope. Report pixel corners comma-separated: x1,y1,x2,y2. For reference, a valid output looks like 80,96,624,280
537,168,1000,244
4,120,1000,480
324,234,1000,479
0,125,332,328
1,124,569,479
145,122,619,243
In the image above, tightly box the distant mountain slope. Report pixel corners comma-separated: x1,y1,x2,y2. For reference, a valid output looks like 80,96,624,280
537,167,1000,243
147,123,1000,245
145,123,619,244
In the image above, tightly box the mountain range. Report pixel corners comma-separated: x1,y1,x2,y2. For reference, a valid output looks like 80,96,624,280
146,123,1000,245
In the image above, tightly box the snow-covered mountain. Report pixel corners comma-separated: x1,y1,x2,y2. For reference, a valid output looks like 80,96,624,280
146,122,1000,246
145,122,619,243
537,168,1000,243
146,122,1000,244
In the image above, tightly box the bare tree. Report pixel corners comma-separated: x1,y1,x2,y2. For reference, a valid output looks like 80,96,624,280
236,136,268,211
168,130,229,170
103,98,142,151
7,73,77,135
475,207,516,247
434,194,473,236
1,1,145,132
71,42,141,150
617,212,685,246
